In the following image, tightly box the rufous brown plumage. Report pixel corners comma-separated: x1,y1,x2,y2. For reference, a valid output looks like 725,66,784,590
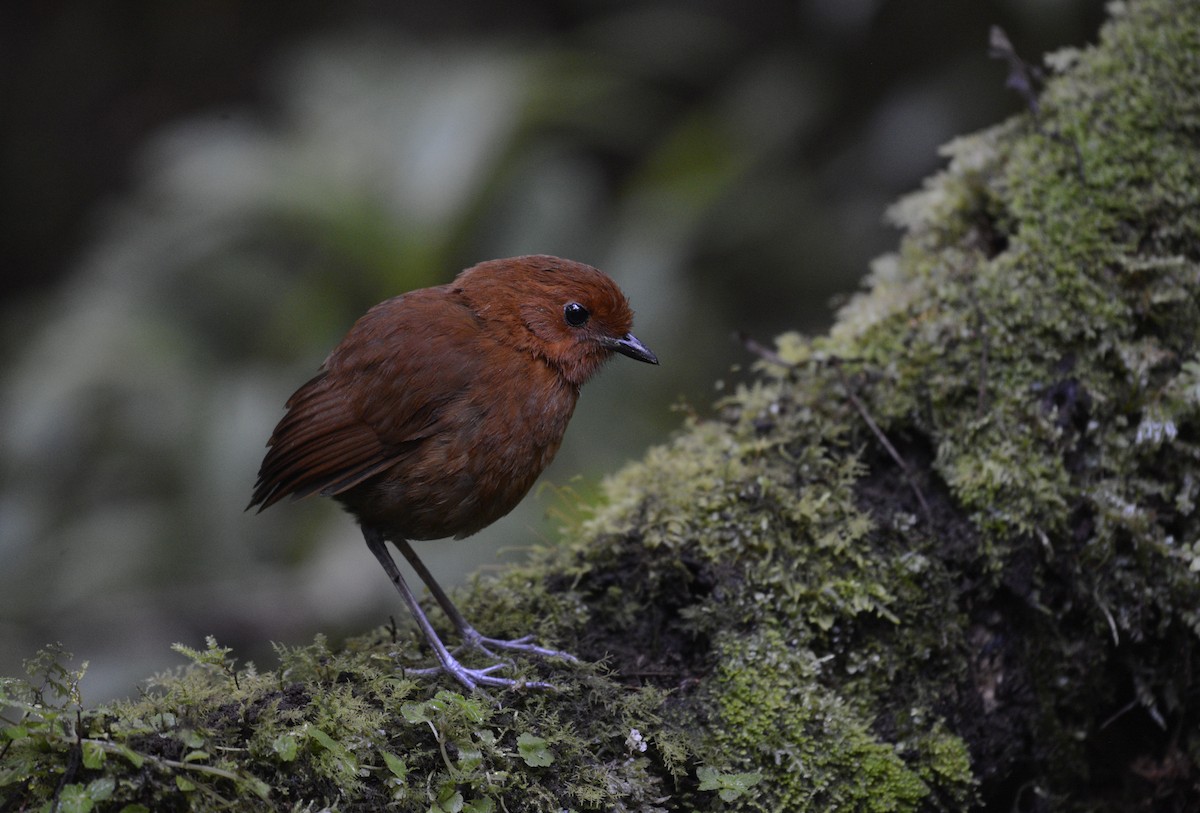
250,255,657,691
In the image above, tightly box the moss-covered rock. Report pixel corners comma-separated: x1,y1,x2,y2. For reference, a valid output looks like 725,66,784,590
4,0,1200,809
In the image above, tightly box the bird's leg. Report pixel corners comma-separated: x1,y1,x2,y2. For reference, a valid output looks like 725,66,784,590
391,538,579,664
363,528,553,691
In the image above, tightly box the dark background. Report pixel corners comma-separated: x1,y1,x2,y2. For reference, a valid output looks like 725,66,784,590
0,0,1105,699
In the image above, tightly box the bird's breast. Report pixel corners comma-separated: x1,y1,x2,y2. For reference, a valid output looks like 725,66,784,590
454,369,578,535
340,359,579,542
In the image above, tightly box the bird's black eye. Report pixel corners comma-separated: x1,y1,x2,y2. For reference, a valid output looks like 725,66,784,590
563,302,590,327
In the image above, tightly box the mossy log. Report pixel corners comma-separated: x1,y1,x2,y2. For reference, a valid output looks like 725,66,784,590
4,0,1200,810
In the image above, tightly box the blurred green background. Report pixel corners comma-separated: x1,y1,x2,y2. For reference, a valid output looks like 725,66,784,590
0,1,1104,700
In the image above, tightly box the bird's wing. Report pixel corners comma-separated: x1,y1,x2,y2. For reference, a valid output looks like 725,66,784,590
249,290,485,509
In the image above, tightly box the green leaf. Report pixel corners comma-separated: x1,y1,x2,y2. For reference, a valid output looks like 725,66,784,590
307,726,340,753
696,766,762,801
432,785,464,813
57,784,94,813
306,726,358,776
245,776,273,801
180,729,205,749
50,777,115,813
516,733,553,767
463,798,496,813
455,740,483,771
1,725,28,741
401,700,433,724
81,740,106,770
272,733,299,762
85,778,115,801
117,805,151,813
175,775,196,793
382,751,408,782
115,744,145,768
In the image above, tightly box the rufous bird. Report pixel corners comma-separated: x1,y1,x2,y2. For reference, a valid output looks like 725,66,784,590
249,255,657,691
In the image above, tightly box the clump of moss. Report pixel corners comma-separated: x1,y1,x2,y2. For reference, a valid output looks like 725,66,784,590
706,624,949,812
2,636,678,812
534,0,1200,807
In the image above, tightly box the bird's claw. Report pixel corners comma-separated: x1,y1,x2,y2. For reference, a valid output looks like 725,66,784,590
456,628,580,664
408,657,556,692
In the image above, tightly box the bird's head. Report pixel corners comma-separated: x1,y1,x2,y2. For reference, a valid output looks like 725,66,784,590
456,255,658,387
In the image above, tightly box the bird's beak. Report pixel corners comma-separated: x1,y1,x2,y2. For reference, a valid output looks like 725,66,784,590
605,332,659,365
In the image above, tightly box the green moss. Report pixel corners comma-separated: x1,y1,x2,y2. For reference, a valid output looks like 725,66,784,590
2,636,680,812
705,625,955,812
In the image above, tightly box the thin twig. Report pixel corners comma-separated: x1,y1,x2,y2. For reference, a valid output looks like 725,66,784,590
735,331,789,367
989,25,1086,184
988,25,1041,117
1098,697,1139,731
831,362,934,526
737,332,933,525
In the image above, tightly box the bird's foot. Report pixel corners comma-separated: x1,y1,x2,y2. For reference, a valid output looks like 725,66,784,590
455,627,580,664
407,657,556,692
